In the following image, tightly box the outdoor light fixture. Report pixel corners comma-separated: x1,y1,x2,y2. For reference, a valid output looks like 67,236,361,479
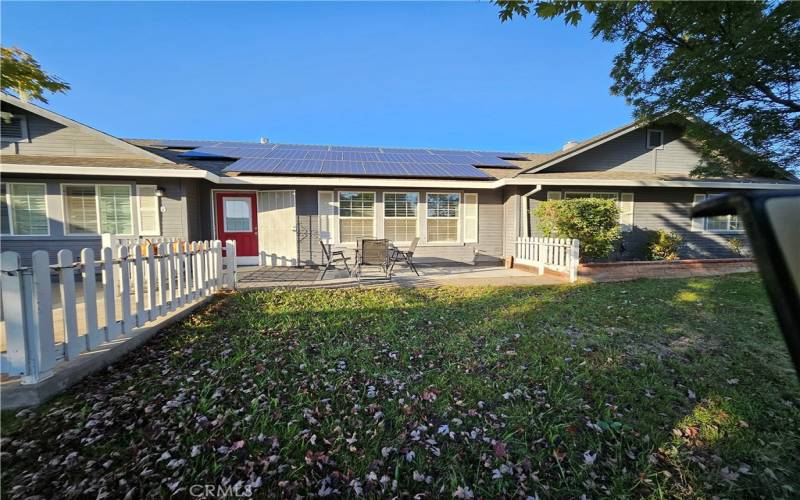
155,187,165,197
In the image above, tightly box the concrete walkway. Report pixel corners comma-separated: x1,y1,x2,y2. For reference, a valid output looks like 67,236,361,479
237,264,567,289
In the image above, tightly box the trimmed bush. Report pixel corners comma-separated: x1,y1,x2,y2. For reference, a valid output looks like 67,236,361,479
647,229,683,260
534,198,621,261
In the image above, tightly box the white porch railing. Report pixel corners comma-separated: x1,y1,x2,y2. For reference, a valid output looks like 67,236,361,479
514,237,580,282
0,239,236,384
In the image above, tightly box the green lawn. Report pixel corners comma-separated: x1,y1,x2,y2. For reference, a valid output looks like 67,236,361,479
2,273,799,498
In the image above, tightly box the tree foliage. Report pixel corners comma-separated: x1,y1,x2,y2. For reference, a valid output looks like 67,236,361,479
495,1,799,177
534,198,621,260
1,46,70,103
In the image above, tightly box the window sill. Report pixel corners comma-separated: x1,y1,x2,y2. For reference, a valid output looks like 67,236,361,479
0,233,51,238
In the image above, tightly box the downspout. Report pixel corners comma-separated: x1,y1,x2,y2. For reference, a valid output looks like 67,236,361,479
520,185,542,238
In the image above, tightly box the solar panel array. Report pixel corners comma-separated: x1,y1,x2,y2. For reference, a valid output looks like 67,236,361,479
161,140,527,179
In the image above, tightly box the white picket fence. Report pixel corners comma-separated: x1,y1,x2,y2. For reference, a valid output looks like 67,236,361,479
514,237,580,282
0,239,236,384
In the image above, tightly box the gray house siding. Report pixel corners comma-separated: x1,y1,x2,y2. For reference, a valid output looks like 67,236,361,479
188,185,506,266
547,125,703,176
1,104,147,159
528,186,749,260
1,175,191,264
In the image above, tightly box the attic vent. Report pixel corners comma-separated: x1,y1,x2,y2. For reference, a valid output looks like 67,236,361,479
561,140,579,151
1,114,28,142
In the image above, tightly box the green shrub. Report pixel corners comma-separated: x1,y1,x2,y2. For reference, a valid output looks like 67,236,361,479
728,237,744,256
534,198,621,260
647,230,683,260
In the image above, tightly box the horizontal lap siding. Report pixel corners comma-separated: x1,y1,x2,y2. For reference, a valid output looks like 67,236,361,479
298,187,505,266
503,186,519,258
547,125,702,176
529,187,749,260
0,105,145,158
1,175,191,265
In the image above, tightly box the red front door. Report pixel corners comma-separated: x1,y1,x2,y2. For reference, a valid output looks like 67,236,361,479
215,192,258,258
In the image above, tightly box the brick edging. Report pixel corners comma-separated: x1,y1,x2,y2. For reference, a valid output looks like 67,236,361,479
579,258,755,270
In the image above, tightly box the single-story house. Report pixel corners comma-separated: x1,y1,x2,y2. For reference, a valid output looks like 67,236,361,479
2,92,797,267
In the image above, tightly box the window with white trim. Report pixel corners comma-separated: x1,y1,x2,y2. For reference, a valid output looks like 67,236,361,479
64,185,98,234
564,191,618,200
561,191,634,231
384,192,418,242
223,197,252,232
646,129,664,149
0,183,48,235
137,185,161,235
339,191,375,243
1,114,28,141
426,192,460,243
99,185,133,234
692,193,742,232
63,184,134,235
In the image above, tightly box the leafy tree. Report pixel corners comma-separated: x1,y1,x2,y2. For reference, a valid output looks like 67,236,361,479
1,46,70,103
534,198,621,260
495,1,799,177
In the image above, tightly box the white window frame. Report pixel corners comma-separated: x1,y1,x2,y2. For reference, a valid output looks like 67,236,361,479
61,183,135,236
425,192,461,245
136,184,161,236
564,191,619,200
561,191,634,231
337,191,376,246
692,193,745,234
1,114,29,142
646,128,664,150
221,196,254,233
1,182,50,236
383,191,419,244
318,190,336,244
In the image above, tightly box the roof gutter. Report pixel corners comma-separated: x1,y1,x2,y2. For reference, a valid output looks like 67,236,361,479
520,184,542,238
2,163,797,190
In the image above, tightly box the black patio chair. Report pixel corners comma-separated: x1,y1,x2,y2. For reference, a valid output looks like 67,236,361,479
319,239,351,279
389,237,420,276
354,239,392,282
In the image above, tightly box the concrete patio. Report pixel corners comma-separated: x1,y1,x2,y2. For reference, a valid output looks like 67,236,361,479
236,263,567,289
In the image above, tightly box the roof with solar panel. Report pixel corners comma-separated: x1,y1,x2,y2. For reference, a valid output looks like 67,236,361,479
147,139,529,180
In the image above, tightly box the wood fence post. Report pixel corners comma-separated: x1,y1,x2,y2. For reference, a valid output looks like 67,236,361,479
57,249,83,360
176,242,185,307
166,243,176,311
118,246,132,334
226,239,237,289
1,252,29,377
146,244,157,321
215,240,224,291
103,247,119,341
81,248,102,350
158,243,168,316
26,251,57,383
133,245,146,326
569,239,580,283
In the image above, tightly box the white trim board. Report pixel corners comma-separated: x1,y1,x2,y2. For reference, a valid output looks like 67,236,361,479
1,93,173,164
2,163,797,191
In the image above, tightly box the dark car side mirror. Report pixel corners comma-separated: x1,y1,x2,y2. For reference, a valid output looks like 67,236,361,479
692,189,800,377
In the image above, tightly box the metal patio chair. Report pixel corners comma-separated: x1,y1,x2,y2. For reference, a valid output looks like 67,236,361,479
319,239,351,279
389,236,420,276
354,239,392,282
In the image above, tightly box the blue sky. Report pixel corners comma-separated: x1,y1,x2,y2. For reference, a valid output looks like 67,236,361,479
2,1,630,153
